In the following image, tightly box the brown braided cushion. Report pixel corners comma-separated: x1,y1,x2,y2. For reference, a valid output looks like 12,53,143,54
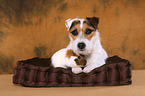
13,56,132,87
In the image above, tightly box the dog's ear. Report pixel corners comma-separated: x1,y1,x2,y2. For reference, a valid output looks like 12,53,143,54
86,17,99,29
65,19,73,31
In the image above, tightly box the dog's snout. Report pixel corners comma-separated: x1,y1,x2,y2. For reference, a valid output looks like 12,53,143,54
77,42,86,50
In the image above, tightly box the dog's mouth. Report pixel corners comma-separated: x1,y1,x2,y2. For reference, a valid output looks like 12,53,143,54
78,47,86,52
79,49,85,51
75,50,88,56
72,47,91,56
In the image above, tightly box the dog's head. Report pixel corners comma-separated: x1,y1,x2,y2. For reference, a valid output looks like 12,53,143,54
65,17,100,55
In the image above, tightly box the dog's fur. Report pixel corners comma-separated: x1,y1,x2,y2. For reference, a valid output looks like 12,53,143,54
51,17,108,74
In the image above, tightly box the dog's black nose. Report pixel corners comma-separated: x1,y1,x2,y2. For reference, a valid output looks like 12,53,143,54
77,42,86,50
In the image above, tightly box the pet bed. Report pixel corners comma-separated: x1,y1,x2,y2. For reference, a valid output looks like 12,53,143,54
13,55,132,87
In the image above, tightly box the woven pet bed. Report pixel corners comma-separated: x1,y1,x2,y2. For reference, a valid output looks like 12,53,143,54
13,56,132,87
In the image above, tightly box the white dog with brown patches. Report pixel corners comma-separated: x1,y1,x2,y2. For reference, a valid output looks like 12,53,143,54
51,17,108,74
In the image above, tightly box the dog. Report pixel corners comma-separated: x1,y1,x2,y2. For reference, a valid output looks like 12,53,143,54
51,17,108,74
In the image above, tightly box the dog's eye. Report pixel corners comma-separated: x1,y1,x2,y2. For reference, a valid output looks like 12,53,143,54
71,29,78,36
85,29,93,35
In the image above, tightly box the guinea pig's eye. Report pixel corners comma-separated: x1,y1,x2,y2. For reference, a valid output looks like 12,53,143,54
85,29,93,35
71,29,78,36
78,56,81,59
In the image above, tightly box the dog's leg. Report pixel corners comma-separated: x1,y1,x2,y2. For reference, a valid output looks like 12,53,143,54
67,56,83,74
83,45,108,73
83,63,98,73
83,58,106,73
83,61,105,73
72,67,82,74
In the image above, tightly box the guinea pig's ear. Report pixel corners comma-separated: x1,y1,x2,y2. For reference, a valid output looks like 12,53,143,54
86,17,99,29
65,19,73,31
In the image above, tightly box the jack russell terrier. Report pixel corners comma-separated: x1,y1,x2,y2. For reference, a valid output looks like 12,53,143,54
51,17,108,74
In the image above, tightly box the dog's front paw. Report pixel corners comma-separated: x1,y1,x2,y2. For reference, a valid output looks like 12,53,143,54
72,67,82,74
83,66,93,73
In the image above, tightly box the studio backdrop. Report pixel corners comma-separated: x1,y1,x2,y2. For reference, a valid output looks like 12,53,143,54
0,0,144,74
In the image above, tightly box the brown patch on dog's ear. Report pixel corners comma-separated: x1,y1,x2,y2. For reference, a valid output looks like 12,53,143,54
69,20,80,30
86,17,99,29
66,49,77,58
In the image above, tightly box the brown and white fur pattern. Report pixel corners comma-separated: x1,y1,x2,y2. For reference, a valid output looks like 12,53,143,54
51,17,108,74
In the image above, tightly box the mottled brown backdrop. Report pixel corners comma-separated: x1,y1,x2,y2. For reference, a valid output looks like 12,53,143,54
0,0,145,74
